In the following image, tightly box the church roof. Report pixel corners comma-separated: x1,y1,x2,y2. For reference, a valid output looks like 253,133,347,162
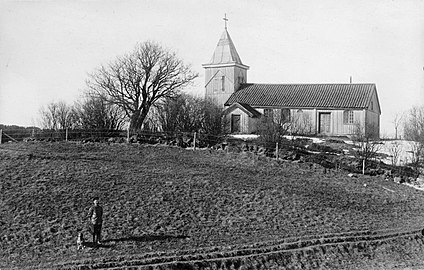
203,29,247,67
225,83,379,110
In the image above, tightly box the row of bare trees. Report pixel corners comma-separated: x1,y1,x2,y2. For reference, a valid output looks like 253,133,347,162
39,96,126,131
39,93,224,134
38,41,224,135
403,106,424,172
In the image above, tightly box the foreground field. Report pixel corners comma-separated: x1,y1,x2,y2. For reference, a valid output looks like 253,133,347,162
1,142,424,269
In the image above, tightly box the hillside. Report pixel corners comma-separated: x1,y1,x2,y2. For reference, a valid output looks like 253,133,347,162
1,142,424,269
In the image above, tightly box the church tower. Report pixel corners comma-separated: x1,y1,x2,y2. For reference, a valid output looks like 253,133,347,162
203,17,249,108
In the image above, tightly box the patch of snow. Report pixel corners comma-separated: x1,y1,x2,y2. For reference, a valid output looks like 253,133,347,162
229,134,259,140
283,135,325,144
376,140,418,165
229,135,418,167
404,183,424,191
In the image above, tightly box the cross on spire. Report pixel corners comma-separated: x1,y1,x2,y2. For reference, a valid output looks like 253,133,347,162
223,13,228,30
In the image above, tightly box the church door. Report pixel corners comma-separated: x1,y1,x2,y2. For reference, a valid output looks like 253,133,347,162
231,114,241,133
319,113,331,134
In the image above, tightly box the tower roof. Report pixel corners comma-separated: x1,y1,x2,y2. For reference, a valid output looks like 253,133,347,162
203,29,248,68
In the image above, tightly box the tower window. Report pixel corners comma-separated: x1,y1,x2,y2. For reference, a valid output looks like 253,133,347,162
221,76,225,91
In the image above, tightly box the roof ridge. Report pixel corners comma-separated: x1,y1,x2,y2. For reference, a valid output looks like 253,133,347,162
243,83,376,86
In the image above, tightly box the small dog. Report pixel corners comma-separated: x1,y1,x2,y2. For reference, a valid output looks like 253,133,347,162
77,232,85,250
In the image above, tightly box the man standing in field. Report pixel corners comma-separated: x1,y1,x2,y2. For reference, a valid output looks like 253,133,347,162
88,197,103,245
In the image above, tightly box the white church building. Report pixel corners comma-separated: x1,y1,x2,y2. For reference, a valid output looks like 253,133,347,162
203,24,381,138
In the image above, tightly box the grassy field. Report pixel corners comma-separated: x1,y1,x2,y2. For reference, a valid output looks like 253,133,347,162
1,142,424,269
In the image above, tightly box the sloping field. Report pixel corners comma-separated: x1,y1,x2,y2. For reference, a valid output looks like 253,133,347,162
1,142,424,269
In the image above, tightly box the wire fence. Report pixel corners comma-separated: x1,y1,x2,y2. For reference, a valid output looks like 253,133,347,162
0,127,285,157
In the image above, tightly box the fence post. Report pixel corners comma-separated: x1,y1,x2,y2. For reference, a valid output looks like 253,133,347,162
362,159,365,175
0,129,2,144
127,127,130,143
193,132,197,150
275,142,279,160
65,128,68,142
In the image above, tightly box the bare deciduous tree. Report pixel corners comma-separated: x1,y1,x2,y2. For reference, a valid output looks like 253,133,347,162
87,41,198,130
403,106,424,173
290,111,314,135
257,109,291,146
353,121,381,174
155,94,203,133
56,101,73,129
153,94,224,135
39,101,73,130
201,98,225,136
73,94,126,130
388,141,402,167
392,112,404,140
39,102,58,129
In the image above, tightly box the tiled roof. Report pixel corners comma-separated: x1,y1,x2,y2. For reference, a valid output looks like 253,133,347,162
205,29,245,66
225,83,377,109
223,102,261,118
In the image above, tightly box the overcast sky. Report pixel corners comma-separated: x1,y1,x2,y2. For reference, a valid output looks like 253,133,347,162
0,0,423,136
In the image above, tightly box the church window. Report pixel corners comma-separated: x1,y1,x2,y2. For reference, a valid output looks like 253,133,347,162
213,77,219,92
221,76,225,91
264,108,273,118
370,101,374,111
343,110,354,124
281,109,291,122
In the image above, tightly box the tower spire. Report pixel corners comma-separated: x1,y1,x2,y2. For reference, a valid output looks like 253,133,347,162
223,13,228,30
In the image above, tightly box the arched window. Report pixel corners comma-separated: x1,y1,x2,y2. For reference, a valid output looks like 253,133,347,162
343,110,354,124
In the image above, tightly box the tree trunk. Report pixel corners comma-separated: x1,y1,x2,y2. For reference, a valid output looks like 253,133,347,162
129,106,150,130
129,111,141,131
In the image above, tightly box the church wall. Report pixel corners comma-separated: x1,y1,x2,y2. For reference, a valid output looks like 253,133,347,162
248,117,259,133
233,66,248,91
253,108,317,135
322,109,364,136
205,65,247,108
204,67,232,108
368,90,381,115
253,107,367,136
225,106,376,137
365,110,380,138
224,108,251,134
